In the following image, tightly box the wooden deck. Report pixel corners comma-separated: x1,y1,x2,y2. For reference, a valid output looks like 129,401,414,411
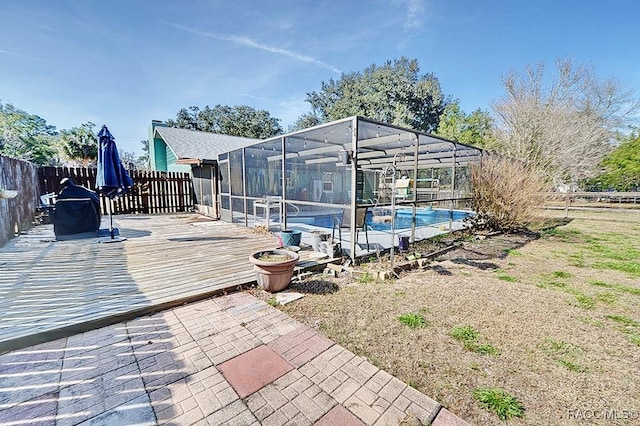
0,213,333,353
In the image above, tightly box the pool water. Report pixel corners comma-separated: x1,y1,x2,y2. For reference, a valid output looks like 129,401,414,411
286,208,470,231
304,214,341,229
366,208,469,231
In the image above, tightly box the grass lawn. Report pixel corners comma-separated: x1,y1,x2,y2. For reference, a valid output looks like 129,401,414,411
275,208,640,425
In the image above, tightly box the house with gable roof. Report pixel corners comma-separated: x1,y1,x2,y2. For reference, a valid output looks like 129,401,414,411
148,120,259,217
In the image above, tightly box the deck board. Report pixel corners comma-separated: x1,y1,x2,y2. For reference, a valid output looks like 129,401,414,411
0,213,334,353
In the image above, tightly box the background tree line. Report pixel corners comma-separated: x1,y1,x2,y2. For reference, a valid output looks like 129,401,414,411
2,56,638,190
166,57,639,191
0,104,149,169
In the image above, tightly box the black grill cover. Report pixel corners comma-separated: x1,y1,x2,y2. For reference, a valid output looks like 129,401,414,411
52,184,101,236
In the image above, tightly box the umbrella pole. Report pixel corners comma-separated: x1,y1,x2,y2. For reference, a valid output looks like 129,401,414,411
108,198,114,239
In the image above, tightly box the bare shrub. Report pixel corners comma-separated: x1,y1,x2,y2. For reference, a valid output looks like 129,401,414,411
469,155,548,231
491,59,639,186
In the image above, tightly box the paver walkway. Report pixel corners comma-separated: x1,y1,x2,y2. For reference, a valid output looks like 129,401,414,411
0,292,467,425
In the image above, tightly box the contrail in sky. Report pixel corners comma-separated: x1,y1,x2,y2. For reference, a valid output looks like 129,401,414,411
164,22,342,75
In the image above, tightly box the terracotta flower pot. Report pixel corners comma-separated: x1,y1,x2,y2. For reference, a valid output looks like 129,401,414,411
249,249,299,292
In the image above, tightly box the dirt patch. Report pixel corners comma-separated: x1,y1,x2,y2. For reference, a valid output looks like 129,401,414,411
261,209,640,425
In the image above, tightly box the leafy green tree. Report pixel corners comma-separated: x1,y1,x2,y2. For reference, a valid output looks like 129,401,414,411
138,139,149,169
287,112,322,132
436,102,495,147
167,105,282,139
0,102,59,165
304,57,448,132
584,132,640,191
59,122,98,166
169,106,200,130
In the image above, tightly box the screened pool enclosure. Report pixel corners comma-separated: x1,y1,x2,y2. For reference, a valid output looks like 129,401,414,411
215,116,483,260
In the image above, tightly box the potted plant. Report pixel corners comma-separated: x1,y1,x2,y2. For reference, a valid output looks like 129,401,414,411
249,249,299,292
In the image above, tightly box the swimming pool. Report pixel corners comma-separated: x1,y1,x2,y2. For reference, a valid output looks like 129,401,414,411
285,211,342,229
366,207,470,231
285,207,470,231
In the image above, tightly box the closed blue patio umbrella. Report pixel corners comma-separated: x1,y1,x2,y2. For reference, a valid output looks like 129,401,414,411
96,125,134,239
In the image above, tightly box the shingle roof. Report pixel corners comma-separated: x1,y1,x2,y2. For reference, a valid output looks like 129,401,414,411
154,126,259,160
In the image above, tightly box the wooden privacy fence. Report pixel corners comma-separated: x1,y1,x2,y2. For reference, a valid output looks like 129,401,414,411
38,167,195,215
0,155,40,248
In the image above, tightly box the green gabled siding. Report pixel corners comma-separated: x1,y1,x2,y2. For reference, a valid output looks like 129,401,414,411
166,145,177,166
149,121,169,171
166,146,190,173
168,164,191,173
153,137,168,171
149,121,191,173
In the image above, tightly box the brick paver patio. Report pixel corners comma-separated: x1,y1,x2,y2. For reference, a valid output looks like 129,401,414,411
0,292,468,425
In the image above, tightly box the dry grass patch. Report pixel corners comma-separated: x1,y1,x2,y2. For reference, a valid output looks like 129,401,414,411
279,209,640,425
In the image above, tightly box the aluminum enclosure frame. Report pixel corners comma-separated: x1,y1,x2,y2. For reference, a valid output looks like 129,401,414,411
217,116,484,261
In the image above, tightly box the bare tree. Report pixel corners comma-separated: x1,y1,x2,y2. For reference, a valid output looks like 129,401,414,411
491,59,639,187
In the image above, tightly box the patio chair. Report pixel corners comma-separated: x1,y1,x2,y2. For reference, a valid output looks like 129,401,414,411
36,192,57,224
40,192,57,207
332,206,370,252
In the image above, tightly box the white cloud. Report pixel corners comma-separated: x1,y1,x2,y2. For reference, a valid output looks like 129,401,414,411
237,93,275,103
404,0,425,32
234,92,308,128
0,48,43,61
163,22,342,75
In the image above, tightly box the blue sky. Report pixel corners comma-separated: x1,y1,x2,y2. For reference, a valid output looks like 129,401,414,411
1,0,639,155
